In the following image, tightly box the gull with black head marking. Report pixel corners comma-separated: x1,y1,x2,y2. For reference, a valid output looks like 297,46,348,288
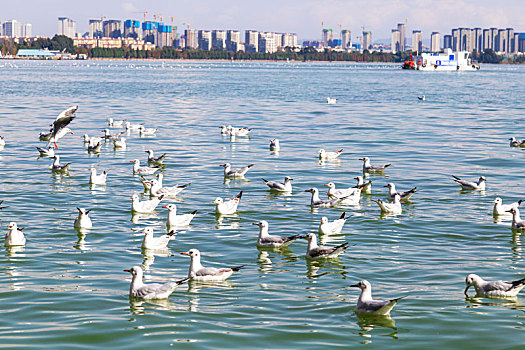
131,159,160,176
102,128,124,140
262,176,293,192
181,248,247,282
145,150,166,166
220,163,254,178
385,183,418,200
354,176,372,194
374,194,402,214
509,137,525,147
325,182,360,202
351,280,406,315
303,232,348,259
124,265,188,299
269,139,280,152
50,155,70,172
452,175,486,191
464,274,525,298
253,220,301,248
5,222,26,246
149,179,190,198
359,157,391,173
318,148,343,160
36,146,55,158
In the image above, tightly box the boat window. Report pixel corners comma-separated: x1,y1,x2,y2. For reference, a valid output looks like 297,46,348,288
464,53,468,59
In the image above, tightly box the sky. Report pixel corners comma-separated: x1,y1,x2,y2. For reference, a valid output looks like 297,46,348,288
3,0,525,42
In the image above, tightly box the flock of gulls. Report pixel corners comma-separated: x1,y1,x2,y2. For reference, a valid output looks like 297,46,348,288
1,106,525,318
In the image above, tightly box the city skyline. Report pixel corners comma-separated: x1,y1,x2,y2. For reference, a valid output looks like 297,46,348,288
2,0,525,41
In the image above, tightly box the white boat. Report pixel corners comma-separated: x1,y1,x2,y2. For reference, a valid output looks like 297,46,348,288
403,49,479,71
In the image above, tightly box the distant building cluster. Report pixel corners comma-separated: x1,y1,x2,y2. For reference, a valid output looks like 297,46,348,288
1,19,32,38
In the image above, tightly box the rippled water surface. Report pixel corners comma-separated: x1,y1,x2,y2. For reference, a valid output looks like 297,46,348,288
0,60,524,348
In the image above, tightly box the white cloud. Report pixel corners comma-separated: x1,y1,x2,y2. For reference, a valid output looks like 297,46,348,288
121,2,138,14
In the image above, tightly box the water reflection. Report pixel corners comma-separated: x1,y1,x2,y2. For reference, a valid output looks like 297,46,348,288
5,245,25,257
256,247,298,274
141,247,171,270
186,279,232,294
129,297,183,315
131,212,160,225
74,231,90,251
215,214,240,230
305,259,346,279
465,296,522,309
356,313,398,341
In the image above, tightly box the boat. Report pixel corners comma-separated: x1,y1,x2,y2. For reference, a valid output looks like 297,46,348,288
402,49,480,71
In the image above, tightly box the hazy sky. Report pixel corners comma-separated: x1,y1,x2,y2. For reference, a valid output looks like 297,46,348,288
3,0,525,41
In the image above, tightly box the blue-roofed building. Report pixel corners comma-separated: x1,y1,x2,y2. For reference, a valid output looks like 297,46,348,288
124,19,140,39
16,49,58,59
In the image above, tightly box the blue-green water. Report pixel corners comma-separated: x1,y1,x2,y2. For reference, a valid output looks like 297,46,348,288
0,60,524,348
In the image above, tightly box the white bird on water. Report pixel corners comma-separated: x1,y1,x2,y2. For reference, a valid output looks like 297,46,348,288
145,150,166,165
102,128,124,140
318,148,343,160
229,126,252,137
354,176,372,194
325,182,360,203
180,248,247,282
50,155,71,172
131,193,164,213
270,139,280,152
464,274,525,298
0,136,5,147
509,137,525,147
107,118,124,128
149,179,190,198
125,121,142,131
36,146,55,157
131,159,160,176
303,232,349,259
138,125,158,136
318,212,349,235
507,208,525,230
452,175,486,191
5,222,26,246
213,191,243,215
305,188,349,207
374,194,402,214
262,176,293,192
141,227,175,250
220,163,254,178
253,220,301,248
359,157,391,172
385,183,418,200
492,197,522,216
124,265,188,299
351,280,406,315
113,137,126,149
164,204,197,227
326,97,337,104
74,207,92,229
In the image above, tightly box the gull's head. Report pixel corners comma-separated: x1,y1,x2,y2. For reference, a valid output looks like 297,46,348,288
393,194,401,201
509,137,516,141
130,159,139,164
304,188,317,194
318,149,325,154
284,176,293,182
464,274,481,295
82,134,89,140
145,150,153,155
124,265,143,277
163,204,176,211
350,280,371,290
143,227,154,236
385,183,394,188
102,128,109,134
7,222,17,230
63,127,74,135
507,207,518,215
324,182,335,189
479,176,487,182
359,157,370,163
305,232,316,241
130,193,140,201
219,163,230,168
492,197,502,204
252,220,268,229
181,248,200,258
320,217,329,224
213,197,223,205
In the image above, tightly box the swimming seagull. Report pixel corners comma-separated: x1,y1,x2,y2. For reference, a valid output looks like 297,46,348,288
318,148,343,160
131,193,164,213
89,168,107,185
385,183,418,200
262,176,293,192
253,220,301,248
351,280,406,315
131,159,160,176
74,207,92,229
219,125,230,134
5,222,26,246
325,182,360,200
374,194,402,214
305,188,350,207
102,129,124,140
125,121,142,131
36,146,55,157
507,208,525,230
107,118,124,128
229,126,251,137
213,191,242,215
164,204,197,227
303,232,349,259
326,97,337,104
149,179,190,198
220,163,254,178
139,176,152,192
318,212,349,235
354,176,372,194
145,150,166,165
113,137,126,149
141,227,175,250
359,157,391,172
124,265,188,299
180,248,247,282
270,139,280,151
87,141,102,153
452,175,486,191
138,125,158,136
464,274,525,298
417,95,426,101
509,137,525,147
492,197,522,216
50,155,70,172
46,105,77,149
0,136,5,146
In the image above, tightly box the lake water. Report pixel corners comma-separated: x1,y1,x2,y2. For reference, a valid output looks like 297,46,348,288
0,59,524,348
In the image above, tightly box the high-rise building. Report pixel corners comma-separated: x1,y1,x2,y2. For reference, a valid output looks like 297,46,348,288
21,23,32,37
506,28,514,53
431,32,441,52
322,28,333,47
391,29,401,54
473,28,483,51
397,23,406,51
89,19,103,38
496,28,506,53
513,33,519,54
245,30,259,52
58,17,76,38
282,33,298,48
184,29,198,49
362,31,372,51
226,30,240,51
157,24,173,47
482,29,491,50
198,30,211,50
259,32,277,53
124,20,140,39
443,35,452,49
142,22,157,44
412,30,422,52
489,28,498,51
452,28,459,51
3,20,21,37
103,20,122,39
341,30,351,49
212,30,226,50
458,28,472,51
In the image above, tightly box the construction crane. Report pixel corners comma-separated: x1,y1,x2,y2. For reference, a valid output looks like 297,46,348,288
338,23,342,45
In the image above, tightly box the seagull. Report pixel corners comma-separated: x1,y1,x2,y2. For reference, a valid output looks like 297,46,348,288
465,274,525,298
107,118,124,128
507,208,525,230
492,197,522,216
318,148,343,160
131,193,164,213
417,95,426,101
102,129,124,140
0,136,5,146
46,105,77,149
131,159,160,176
87,141,102,153
145,150,166,165
253,220,301,248
113,137,126,149
39,131,52,141
509,137,525,147
305,188,350,207
303,232,349,259
138,125,158,136
50,155,70,172
125,121,142,131
262,176,293,192
385,183,418,200
141,227,175,250
213,191,242,215
374,194,402,214
73,207,92,229
229,126,251,137
36,146,55,157
452,175,486,191
149,179,190,198
164,204,197,227
318,212,349,235
326,97,337,104
181,248,247,282
269,139,280,151
219,125,230,134
354,176,372,194
5,222,26,246
220,163,254,178
89,168,107,185
359,157,391,172
124,265,188,299
0,200,9,210
139,176,152,192
83,135,102,146
325,182,360,201
351,280,405,315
